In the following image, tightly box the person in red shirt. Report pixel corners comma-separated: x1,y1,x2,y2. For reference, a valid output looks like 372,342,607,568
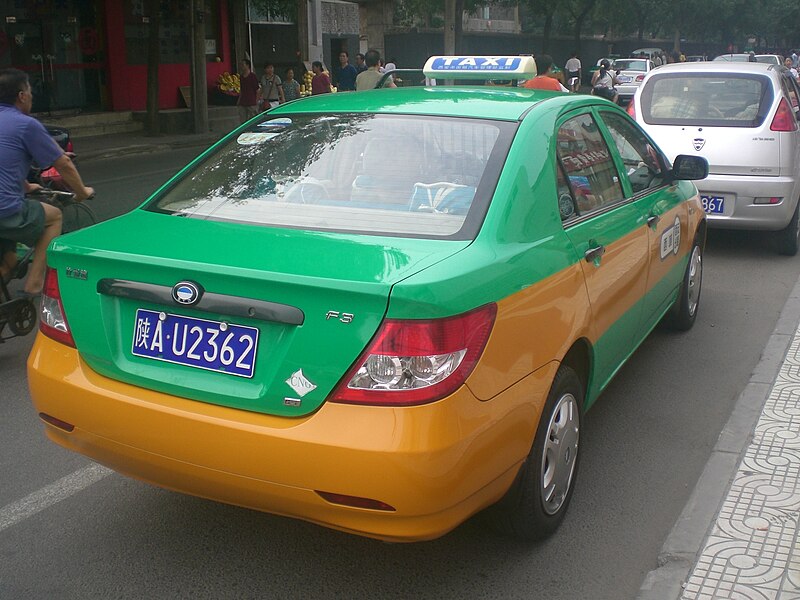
311,61,331,95
522,55,568,92
237,59,259,123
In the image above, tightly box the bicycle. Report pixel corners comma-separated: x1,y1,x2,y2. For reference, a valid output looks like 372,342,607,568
0,189,97,343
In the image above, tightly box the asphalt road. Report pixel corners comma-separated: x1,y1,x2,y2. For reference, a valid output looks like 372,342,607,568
2,147,799,599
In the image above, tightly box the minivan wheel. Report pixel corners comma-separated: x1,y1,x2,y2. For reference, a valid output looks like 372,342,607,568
484,365,582,541
777,201,800,256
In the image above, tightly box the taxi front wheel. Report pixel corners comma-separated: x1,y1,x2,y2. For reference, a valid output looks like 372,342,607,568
484,365,582,541
663,239,703,331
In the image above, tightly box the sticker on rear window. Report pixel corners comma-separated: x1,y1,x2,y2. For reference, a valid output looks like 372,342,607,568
237,132,280,145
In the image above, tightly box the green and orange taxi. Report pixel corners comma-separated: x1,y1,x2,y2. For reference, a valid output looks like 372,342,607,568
28,56,708,542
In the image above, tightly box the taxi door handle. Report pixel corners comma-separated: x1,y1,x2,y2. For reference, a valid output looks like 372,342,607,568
584,245,606,264
647,214,661,229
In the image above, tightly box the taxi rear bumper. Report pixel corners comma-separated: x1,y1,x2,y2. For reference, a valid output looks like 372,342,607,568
28,334,555,541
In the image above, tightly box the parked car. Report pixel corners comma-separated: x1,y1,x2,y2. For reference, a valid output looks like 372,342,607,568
28,55,708,543
713,53,783,65
630,47,666,60
629,61,800,254
612,58,656,103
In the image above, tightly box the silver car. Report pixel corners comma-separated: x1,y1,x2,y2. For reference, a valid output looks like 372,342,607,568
629,62,800,254
613,58,655,103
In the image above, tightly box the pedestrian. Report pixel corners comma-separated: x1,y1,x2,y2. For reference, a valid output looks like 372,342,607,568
591,59,620,103
564,51,581,92
282,67,301,102
0,68,93,296
523,54,567,92
310,61,331,95
334,51,358,91
259,62,284,110
355,50,397,91
784,57,799,82
355,53,367,73
237,59,259,122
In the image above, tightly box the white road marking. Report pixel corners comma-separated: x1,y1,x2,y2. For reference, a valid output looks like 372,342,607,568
0,463,112,533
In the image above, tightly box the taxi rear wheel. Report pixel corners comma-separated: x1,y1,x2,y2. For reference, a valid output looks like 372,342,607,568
485,365,582,541
663,239,703,331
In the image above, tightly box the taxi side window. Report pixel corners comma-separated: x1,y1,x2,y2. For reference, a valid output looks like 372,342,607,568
556,113,625,218
598,112,666,195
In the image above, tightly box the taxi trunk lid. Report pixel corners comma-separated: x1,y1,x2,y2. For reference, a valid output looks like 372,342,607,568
50,211,470,417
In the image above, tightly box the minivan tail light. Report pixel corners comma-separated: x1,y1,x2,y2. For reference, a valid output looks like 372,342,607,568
770,98,797,131
40,267,75,347
331,304,497,406
626,101,636,118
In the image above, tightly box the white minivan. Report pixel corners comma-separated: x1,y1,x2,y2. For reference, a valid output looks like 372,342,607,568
629,62,800,254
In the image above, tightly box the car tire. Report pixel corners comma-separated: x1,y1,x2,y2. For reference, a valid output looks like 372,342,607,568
484,365,582,541
663,238,703,331
776,200,800,256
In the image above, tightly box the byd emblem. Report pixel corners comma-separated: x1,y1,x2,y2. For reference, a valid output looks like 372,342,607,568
171,281,203,306
693,138,706,151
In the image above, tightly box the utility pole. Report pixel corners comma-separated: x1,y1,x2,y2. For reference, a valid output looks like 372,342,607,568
190,0,209,134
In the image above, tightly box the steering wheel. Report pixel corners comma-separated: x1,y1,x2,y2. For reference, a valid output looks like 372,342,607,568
283,177,330,205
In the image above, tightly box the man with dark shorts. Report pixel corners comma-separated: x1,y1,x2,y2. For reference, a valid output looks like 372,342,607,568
0,68,94,296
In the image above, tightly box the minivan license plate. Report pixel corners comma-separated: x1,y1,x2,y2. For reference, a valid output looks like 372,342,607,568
131,309,259,378
701,195,725,214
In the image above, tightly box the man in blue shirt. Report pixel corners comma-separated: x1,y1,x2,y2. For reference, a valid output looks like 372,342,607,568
0,68,94,296
334,51,358,91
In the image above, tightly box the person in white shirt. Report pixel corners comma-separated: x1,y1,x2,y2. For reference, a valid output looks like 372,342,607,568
564,52,581,93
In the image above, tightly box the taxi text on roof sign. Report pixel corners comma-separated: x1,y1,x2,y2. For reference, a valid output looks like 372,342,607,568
422,55,538,80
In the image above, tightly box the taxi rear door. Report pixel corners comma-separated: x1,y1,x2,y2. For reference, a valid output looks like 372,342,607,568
556,111,649,391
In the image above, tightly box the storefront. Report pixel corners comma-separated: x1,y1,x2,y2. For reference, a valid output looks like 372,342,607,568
0,0,234,114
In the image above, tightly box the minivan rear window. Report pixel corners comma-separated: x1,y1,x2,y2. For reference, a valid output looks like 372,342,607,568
640,73,774,127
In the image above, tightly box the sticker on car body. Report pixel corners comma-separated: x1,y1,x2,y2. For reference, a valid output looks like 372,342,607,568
660,216,681,260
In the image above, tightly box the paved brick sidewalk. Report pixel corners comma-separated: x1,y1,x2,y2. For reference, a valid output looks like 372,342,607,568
639,278,800,599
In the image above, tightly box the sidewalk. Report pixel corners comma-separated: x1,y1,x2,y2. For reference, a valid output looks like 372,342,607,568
75,129,226,162
639,277,800,599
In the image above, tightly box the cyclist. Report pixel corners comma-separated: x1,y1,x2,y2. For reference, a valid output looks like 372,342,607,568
0,68,94,296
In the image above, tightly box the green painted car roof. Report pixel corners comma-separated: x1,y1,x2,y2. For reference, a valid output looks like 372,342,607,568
271,86,563,121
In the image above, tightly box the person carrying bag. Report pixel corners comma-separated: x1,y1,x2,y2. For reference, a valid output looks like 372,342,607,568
591,59,620,104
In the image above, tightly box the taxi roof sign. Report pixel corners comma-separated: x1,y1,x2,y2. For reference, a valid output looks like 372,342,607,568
423,55,537,80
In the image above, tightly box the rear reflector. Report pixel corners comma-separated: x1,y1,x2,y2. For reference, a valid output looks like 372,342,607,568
331,304,497,406
316,491,396,511
754,197,782,204
40,267,76,347
39,412,75,432
771,98,797,132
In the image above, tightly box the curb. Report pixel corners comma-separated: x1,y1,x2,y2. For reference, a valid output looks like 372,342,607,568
636,275,800,599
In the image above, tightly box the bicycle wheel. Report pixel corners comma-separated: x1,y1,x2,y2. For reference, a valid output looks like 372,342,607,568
60,201,97,234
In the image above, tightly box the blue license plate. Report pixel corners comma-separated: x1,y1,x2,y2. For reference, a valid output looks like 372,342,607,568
131,309,259,378
701,195,725,214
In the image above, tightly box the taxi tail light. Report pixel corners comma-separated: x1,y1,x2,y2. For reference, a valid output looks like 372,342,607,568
331,303,497,406
40,267,75,348
770,98,797,132
626,101,636,118
635,74,645,82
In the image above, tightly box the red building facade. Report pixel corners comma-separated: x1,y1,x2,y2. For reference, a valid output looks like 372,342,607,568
0,0,234,113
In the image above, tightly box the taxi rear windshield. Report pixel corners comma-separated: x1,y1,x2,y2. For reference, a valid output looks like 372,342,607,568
147,113,514,240
640,73,774,127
